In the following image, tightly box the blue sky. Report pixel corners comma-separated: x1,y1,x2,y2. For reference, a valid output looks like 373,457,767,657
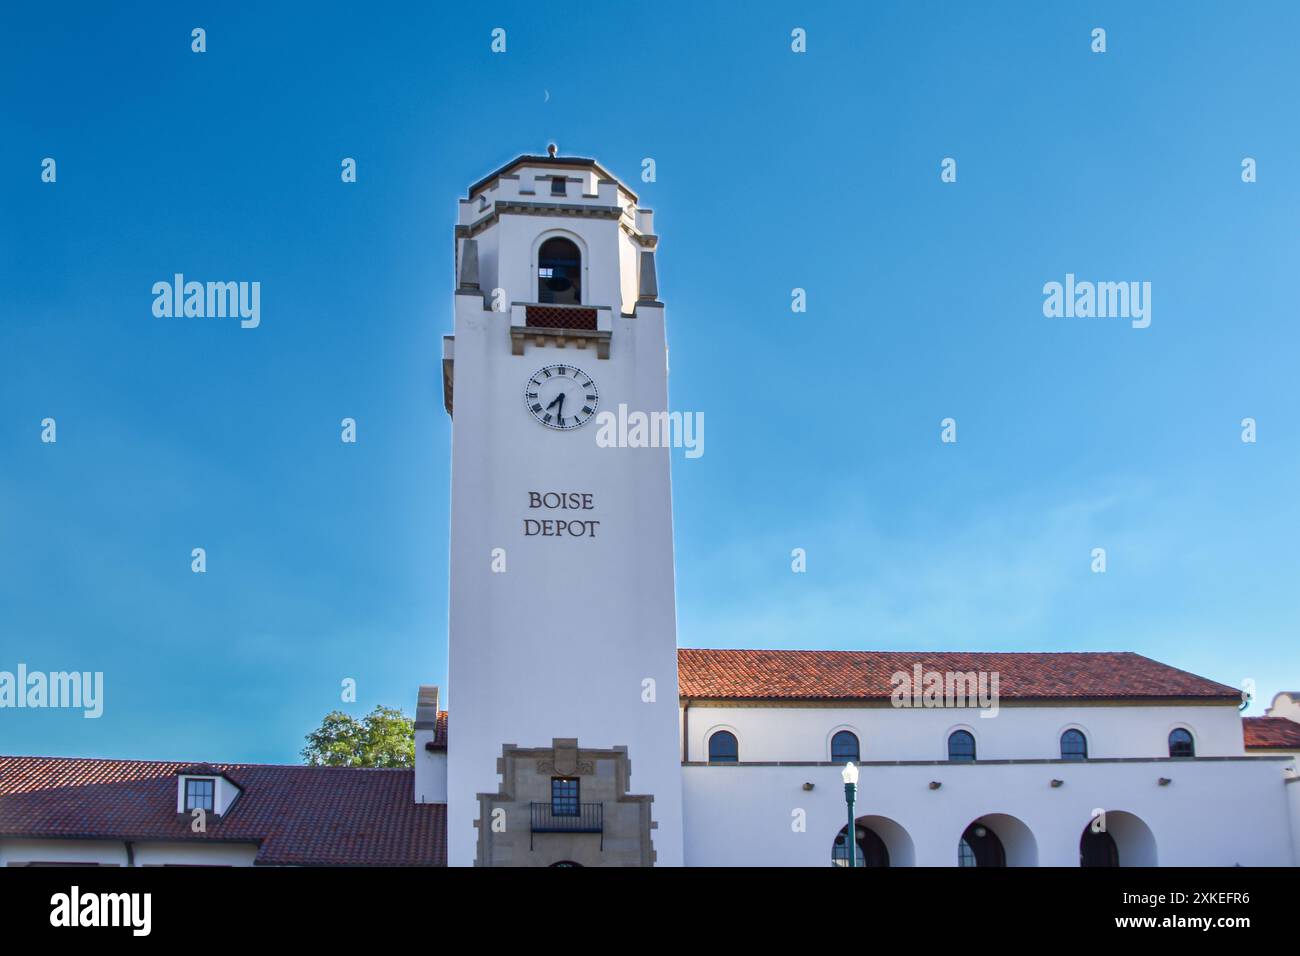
2,2,1297,762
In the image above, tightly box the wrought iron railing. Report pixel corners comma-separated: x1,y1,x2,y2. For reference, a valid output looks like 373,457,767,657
530,802,603,850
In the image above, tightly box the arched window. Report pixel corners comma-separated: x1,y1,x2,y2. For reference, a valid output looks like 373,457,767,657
1060,729,1088,761
537,236,581,304
831,730,860,764
947,730,976,762
708,730,738,763
1168,728,1195,758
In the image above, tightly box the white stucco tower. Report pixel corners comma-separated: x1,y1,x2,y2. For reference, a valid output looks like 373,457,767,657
441,150,683,866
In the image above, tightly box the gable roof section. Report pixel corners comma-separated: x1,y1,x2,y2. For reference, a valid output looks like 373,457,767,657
1243,716,1300,750
677,649,1241,703
0,756,445,866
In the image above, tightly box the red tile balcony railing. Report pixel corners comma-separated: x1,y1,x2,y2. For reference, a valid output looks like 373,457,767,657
525,305,598,331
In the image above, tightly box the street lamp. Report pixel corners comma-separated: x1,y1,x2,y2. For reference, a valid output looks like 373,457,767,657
841,762,859,868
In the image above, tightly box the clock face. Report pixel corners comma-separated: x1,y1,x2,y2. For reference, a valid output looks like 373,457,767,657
524,364,599,430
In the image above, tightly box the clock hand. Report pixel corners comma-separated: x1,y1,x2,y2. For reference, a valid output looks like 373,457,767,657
545,394,563,411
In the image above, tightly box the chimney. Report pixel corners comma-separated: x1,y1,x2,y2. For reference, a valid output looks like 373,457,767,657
413,686,447,804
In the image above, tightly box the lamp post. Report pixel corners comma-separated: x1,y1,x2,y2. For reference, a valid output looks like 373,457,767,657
841,762,859,868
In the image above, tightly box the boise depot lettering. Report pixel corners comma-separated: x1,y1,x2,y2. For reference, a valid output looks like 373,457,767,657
524,491,600,538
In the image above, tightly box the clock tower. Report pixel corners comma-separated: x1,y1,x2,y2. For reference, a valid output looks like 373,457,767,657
441,150,683,866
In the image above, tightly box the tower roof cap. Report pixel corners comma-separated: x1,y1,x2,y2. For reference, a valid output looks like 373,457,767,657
466,152,637,202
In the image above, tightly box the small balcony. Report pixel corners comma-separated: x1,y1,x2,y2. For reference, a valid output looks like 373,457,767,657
510,303,612,359
525,304,598,330
530,802,604,850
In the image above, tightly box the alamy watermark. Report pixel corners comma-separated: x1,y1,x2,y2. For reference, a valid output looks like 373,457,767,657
152,274,260,329
594,403,704,458
50,886,150,936
890,664,1000,717
0,664,103,718
1043,273,1150,329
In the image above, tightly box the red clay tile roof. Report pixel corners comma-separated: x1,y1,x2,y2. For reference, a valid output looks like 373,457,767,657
434,710,448,750
0,756,445,866
677,649,1241,702
1243,716,1300,750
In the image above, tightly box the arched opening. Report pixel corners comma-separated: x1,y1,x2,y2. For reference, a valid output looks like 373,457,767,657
537,236,581,304
1081,811,1158,867
959,814,1038,867
1079,827,1118,867
707,730,738,763
832,823,889,867
1168,727,1195,758
958,823,1004,867
549,860,583,867
862,814,915,866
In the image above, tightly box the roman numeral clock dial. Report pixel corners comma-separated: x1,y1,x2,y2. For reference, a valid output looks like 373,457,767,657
524,364,599,430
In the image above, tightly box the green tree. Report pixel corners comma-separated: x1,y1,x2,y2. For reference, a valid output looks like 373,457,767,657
301,705,415,768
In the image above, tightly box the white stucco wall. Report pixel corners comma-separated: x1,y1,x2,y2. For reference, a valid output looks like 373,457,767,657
683,702,1246,764
415,744,447,805
132,842,259,866
1266,692,1300,721
682,756,1294,867
1,839,128,866
1,839,258,867
446,175,682,866
1287,778,1300,866
679,701,1294,866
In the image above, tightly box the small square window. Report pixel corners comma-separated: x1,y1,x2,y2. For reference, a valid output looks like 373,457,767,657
551,777,579,816
551,177,566,196
185,778,214,812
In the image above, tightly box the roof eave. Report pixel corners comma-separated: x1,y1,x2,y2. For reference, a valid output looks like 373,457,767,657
467,154,637,203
